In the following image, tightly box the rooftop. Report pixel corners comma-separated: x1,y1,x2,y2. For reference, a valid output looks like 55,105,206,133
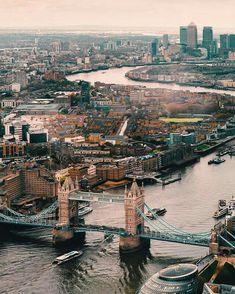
16,104,62,112
159,264,198,281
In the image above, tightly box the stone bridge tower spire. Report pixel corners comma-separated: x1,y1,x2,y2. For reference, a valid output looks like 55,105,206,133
53,176,80,246
124,179,144,234
119,180,150,253
58,176,76,225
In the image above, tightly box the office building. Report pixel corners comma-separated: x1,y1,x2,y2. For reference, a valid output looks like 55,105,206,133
228,34,235,51
4,120,29,142
202,26,213,48
80,81,91,104
27,129,48,144
151,39,159,57
15,71,28,88
169,133,182,145
96,164,125,181
20,167,57,200
220,34,229,49
180,26,188,45
139,263,198,294
181,133,196,145
187,22,198,49
162,34,169,48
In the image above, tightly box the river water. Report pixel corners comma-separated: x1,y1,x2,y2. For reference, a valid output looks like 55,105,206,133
1,69,235,294
67,66,235,96
1,151,235,294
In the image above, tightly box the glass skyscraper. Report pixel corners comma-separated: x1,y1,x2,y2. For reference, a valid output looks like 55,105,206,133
151,39,159,57
180,26,187,45
202,26,213,48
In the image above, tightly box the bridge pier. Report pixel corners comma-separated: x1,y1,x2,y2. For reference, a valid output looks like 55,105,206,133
119,236,150,253
52,225,85,246
209,229,219,254
53,225,74,245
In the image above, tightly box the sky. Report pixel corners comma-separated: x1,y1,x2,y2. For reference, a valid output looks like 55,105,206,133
0,0,235,30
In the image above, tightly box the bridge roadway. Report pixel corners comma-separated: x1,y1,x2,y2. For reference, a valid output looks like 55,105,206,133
0,211,210,247
0,213,56,228
73,225,210,247
69,191,124,203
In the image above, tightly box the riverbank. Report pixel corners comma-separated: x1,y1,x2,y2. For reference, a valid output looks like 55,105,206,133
66,63,152,76
194,136,235,156
125,72,235,92
125,63,235,92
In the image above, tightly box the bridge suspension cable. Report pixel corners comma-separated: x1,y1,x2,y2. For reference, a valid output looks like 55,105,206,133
219,235,235,249
144,203,210,237
136,208,209,245
225,230,235,241
4,207,25,217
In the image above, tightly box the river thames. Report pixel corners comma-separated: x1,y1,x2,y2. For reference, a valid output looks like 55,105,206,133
1,68,235,294
1,151,235,294
67,66,235,96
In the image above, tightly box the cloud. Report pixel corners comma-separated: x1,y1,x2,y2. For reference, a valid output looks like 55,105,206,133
0,0,234,28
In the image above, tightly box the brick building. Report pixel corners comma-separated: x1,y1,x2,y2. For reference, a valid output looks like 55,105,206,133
0,166,58,207
96,164,125,181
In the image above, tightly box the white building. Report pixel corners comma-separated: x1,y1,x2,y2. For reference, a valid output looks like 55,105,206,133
11,83,21,93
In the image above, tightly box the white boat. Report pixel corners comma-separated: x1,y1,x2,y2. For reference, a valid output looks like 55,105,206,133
213,207,228,219
52,250,83,265
145,208,167,219
78,206,93,217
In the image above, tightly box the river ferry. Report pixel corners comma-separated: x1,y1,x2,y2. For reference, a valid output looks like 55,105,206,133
78,207,93,217
53,251,83,265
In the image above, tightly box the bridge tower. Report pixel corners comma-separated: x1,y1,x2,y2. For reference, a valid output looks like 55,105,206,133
209,229,219,254
119,180,150,253
53,176,81,246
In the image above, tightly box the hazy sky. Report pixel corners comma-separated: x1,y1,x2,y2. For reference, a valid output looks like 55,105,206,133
1,0,235,29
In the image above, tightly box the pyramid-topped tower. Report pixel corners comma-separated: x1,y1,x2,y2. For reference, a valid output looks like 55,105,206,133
124,179,144,235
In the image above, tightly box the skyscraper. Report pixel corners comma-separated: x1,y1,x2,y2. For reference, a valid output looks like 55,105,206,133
80,81,91,105
220,34,229,49
162,34,169,48
187,22,198,49
202,26,213,48
151,39,159,57
228,34,235,50
15,70,28,88
180,26,187,45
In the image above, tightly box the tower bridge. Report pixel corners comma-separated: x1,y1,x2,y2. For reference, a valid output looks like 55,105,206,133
0,177,234,253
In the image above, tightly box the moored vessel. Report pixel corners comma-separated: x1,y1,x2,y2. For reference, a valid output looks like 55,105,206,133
145,208,167,219
208,157,225,165
213,207,228,219
78,206,93,217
